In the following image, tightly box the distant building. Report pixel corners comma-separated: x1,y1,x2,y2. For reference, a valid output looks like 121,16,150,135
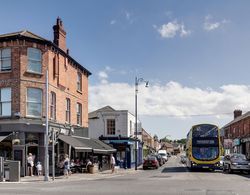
89,106,143,168
222,110,250,159
160,142,174,154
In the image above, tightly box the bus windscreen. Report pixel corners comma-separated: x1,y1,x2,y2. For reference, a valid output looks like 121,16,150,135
192,124,218,138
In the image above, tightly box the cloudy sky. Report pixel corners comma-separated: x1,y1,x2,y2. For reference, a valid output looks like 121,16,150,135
2,0,250,139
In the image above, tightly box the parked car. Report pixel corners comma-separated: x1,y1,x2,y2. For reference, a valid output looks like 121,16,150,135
158,150,168,162
180,154,187,164
152,154,164,166
223,153,250,174
219,156,225,169
143,155,159,170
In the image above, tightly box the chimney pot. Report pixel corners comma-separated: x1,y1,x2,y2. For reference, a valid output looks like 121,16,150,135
234,110,242,119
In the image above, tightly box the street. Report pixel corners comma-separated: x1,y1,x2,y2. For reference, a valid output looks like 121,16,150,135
0,156,250,195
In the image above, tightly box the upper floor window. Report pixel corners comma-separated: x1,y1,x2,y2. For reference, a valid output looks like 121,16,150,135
0,88,11,116
76,103,82,125
66,98,71,123
27,88,42,117
107,119,115,135
50,92,56,120
0,48,11,72
27,48,42,73
77,72,82,91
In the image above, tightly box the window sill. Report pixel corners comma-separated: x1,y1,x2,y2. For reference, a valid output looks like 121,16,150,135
77,90,83,94
25,71,43,76
0,70,12,74
0,116,12,119
26,115,43,119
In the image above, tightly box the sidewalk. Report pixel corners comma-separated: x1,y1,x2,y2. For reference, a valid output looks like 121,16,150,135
19,167,142,183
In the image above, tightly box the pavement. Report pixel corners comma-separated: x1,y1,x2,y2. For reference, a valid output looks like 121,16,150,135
18,166,142,183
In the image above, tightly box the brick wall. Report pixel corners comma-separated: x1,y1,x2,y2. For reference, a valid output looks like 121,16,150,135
0,39,89,128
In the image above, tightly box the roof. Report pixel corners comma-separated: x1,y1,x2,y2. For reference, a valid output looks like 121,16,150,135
89,105,135,119
89,106,115,119
0,30,91,76
222,111,250,129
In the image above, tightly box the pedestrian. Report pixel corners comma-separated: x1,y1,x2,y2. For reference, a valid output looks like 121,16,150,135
36,161,42,176
64,154,70,178
27,153,34,176
110,154,116,174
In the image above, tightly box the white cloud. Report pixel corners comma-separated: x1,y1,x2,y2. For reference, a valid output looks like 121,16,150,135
203,15,229,31
156,21,191,38
89,81,250,117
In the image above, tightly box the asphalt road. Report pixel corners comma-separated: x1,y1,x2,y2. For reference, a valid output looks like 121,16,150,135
1,155,250,195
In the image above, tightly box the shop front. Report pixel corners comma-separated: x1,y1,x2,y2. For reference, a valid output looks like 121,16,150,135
233,138,241,153
241,137,250,159
100,137,143,169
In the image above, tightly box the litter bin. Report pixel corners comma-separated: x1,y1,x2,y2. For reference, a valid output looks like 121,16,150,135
88,165,94,174
4,161,20,182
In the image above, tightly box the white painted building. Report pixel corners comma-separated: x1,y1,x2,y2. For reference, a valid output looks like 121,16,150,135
89,106,141,139
88,106,144,168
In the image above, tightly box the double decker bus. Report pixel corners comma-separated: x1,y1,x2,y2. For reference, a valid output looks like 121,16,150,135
186,124,223,170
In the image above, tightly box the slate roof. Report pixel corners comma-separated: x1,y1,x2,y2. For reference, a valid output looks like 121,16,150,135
222,111,250,129
0,30,91,75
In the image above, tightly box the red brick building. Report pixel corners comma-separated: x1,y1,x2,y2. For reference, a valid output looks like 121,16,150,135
0,18,91,175
222,110,250,159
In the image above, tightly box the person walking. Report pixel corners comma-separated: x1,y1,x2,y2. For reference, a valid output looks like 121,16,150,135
110,154,116,174
36,161,42,176
63,154,70,178
27,153,34,176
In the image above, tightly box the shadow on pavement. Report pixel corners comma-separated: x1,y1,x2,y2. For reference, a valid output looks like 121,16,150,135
161,166,188,173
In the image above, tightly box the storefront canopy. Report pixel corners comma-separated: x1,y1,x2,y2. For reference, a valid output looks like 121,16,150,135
58,135,116,154
0,132,12,142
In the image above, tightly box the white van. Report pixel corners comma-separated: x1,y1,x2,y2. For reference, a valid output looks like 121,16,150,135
158,150,168,162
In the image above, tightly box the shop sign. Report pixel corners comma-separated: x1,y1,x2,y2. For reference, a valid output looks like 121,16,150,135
224,139,233,149
241,137,250,143
233,138,240,146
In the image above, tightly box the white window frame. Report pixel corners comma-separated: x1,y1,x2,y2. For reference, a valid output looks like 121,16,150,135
77,72,82,92
0,48,11,72
66,98,71,123
50,92,56,120
76,103,82,125
26,88,42,117
0,87,11,116
107,119,116,135
27,48,42,73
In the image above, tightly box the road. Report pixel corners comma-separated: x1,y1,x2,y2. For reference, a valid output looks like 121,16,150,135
0,155,250,195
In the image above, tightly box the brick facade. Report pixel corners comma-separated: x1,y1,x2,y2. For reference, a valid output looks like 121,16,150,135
223,110,250,159
0,18,91,176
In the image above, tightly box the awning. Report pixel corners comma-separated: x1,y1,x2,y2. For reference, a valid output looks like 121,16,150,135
58,135,116,154
58,135,92,152
0,132,12,142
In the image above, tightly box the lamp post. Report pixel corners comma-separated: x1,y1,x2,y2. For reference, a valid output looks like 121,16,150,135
44,70,49,181
135,77,149,170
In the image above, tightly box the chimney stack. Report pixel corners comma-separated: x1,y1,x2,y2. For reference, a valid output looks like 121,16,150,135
53,17,67,52
234,110,242,119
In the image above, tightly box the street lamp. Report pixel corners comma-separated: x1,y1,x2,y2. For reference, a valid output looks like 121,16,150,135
135,77,149,170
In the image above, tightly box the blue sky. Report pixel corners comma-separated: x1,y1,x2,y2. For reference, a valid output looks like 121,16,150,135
2,0,250,139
